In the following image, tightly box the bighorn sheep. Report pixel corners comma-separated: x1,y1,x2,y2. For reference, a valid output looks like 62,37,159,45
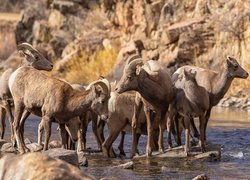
9,66,110,153
173,56,249,141
0,43,53,144
102,90,160,157
169,69,209,154
115,55,174,156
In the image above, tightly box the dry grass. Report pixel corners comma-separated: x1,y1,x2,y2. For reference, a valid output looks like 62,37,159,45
58,47,118,84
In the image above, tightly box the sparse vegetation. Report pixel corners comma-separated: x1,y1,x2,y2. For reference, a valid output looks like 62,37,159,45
59,47,118,84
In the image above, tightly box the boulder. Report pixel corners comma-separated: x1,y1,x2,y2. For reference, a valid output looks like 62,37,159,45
43,148,79,166
0,153,94,180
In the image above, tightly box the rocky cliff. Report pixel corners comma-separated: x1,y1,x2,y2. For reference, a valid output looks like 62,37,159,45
0,0,250,109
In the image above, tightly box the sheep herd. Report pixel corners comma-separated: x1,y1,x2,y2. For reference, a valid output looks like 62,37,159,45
0,43,248,158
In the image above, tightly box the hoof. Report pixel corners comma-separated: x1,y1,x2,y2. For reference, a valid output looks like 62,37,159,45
158,148,164,154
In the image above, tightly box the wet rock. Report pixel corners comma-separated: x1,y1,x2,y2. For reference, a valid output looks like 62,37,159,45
1,143,17,153
24,138,32,145
192,174,209,180
0,139,8,149
26,143,43,152
78,151,88,167
43,148,78,166
49,140,62,149
0,153,94,180
117,161,134,169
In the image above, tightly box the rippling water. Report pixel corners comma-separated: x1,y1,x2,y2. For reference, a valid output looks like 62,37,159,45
3,107,250,179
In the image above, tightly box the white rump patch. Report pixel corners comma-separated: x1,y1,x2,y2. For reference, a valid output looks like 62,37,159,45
8,67,22,94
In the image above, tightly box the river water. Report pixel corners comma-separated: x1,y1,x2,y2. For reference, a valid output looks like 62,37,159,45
3,107,250,179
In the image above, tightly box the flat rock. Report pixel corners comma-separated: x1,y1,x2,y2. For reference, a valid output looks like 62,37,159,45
0,139,8,149
116,161,134,169
1,143,17,153
134,143,221,162
43,148,79,166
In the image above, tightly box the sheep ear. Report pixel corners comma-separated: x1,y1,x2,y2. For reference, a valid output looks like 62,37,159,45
136,65,142,75
93,85,101,97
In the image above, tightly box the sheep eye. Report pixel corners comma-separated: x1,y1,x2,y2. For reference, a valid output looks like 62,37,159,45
127,76,132,81
233,64,238,70
34,55,39,60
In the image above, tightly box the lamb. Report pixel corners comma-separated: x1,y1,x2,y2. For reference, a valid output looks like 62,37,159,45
169,69,209,154
173,56,249,141
9,66,110,153
115,55,174,157
0,43,53,144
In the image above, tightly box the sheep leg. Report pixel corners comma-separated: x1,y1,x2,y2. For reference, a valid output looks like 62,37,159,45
131,98,143,157
158,111,166,153
204,108,211,141
3,101,15,145
118,131,126,156
19,109,31,151
102,122,125,158
43,116,52,151
59,124,67,149
91,113,102,150
199,115,206,153
13,102,25,153
97,119,105,144
77,127,83,152
0,107,6,139
184,115,190,156
38,121,44,146
145,108,153,157
80,115,88,150
190,117,199,139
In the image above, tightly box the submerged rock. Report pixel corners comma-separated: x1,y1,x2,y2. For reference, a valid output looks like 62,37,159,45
0,153,94,180
192,174,209,180
117,161,134,169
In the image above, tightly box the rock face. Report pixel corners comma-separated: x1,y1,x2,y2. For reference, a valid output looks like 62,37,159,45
1,0,249,101
0,152,94,180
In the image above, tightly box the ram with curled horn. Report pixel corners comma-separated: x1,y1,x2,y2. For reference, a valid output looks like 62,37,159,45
0,42,53,146
9,63,110,153
115,56,174,157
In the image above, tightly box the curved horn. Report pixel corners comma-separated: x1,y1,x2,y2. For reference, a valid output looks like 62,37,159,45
100,78,111,93
92,81,109,95
127,59,144,71
86,80,110,95
125,54,142,68
17,42,38,52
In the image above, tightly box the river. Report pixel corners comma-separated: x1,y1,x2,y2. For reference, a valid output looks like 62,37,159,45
3,107,250,179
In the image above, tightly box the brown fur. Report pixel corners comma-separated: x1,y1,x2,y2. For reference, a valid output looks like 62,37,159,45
11,66,109,153
116,57,174,157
